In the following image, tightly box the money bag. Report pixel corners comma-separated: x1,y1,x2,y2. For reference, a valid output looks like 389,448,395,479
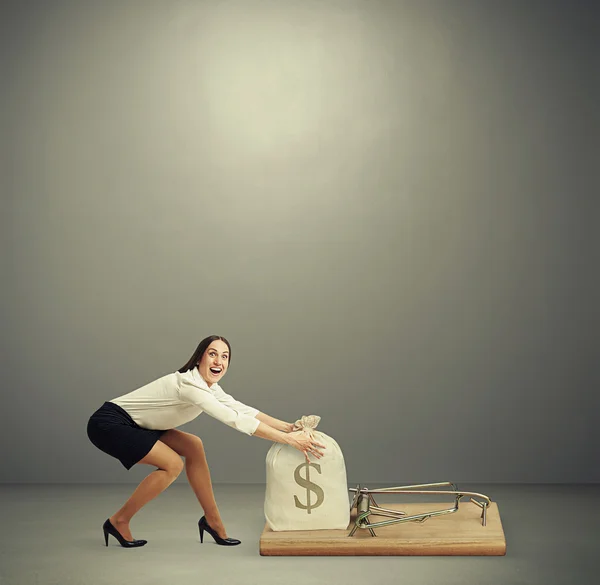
264,415,350,531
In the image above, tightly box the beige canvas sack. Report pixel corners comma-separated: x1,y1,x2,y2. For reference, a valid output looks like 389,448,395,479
264,415,350,531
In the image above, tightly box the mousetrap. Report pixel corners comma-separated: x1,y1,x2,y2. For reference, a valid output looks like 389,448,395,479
259,481,506,556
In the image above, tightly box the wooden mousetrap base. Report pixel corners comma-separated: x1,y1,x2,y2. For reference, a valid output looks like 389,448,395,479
259,501,506,556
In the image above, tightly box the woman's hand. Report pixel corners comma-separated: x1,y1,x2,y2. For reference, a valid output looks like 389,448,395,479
285,431,326,462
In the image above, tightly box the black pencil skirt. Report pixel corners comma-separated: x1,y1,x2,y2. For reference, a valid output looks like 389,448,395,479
87,402,168,470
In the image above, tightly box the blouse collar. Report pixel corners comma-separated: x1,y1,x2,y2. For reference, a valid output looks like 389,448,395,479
191,366,220,392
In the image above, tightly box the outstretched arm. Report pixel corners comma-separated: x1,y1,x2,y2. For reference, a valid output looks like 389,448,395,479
207,386,294,432
255,412,294,433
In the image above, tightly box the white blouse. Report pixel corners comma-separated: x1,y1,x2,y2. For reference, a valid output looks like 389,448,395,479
109,367,260,435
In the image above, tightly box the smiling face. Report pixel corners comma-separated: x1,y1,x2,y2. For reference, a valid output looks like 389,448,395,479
197,340,229,387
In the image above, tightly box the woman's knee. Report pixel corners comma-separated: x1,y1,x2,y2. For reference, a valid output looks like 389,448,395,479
187,435,205,457
140,442,184,477
163,455,184,478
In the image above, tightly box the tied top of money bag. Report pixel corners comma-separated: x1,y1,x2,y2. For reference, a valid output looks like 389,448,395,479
293,415,321,437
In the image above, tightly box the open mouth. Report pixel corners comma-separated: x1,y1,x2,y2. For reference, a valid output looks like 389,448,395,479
209,367,222,375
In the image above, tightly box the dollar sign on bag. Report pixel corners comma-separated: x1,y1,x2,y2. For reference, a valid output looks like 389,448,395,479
293,462,324,514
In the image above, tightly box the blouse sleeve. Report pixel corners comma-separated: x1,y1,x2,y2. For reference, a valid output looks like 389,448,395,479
178,382,260,435
210,385,260,418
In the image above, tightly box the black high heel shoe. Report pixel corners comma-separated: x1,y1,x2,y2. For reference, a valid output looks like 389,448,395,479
198,516,241,546
102,519,147,548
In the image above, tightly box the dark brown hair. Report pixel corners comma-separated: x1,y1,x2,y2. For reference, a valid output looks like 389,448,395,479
178,335,232,373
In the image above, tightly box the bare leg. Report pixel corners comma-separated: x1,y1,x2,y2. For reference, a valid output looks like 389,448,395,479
185,443,226,535
160,429,228,538
109,440,183,541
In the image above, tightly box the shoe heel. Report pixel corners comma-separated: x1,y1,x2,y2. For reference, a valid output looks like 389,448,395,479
199,526,204,543
104,529,109,546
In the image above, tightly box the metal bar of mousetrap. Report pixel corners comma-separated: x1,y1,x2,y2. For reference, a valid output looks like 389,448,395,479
347,482,492,536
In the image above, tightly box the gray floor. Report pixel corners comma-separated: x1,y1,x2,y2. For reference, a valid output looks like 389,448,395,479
0,483,598,585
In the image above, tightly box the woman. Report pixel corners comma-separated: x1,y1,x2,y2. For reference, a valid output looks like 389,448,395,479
87,335,325,548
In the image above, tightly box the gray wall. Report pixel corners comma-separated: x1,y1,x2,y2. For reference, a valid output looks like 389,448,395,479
2,0,597,484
